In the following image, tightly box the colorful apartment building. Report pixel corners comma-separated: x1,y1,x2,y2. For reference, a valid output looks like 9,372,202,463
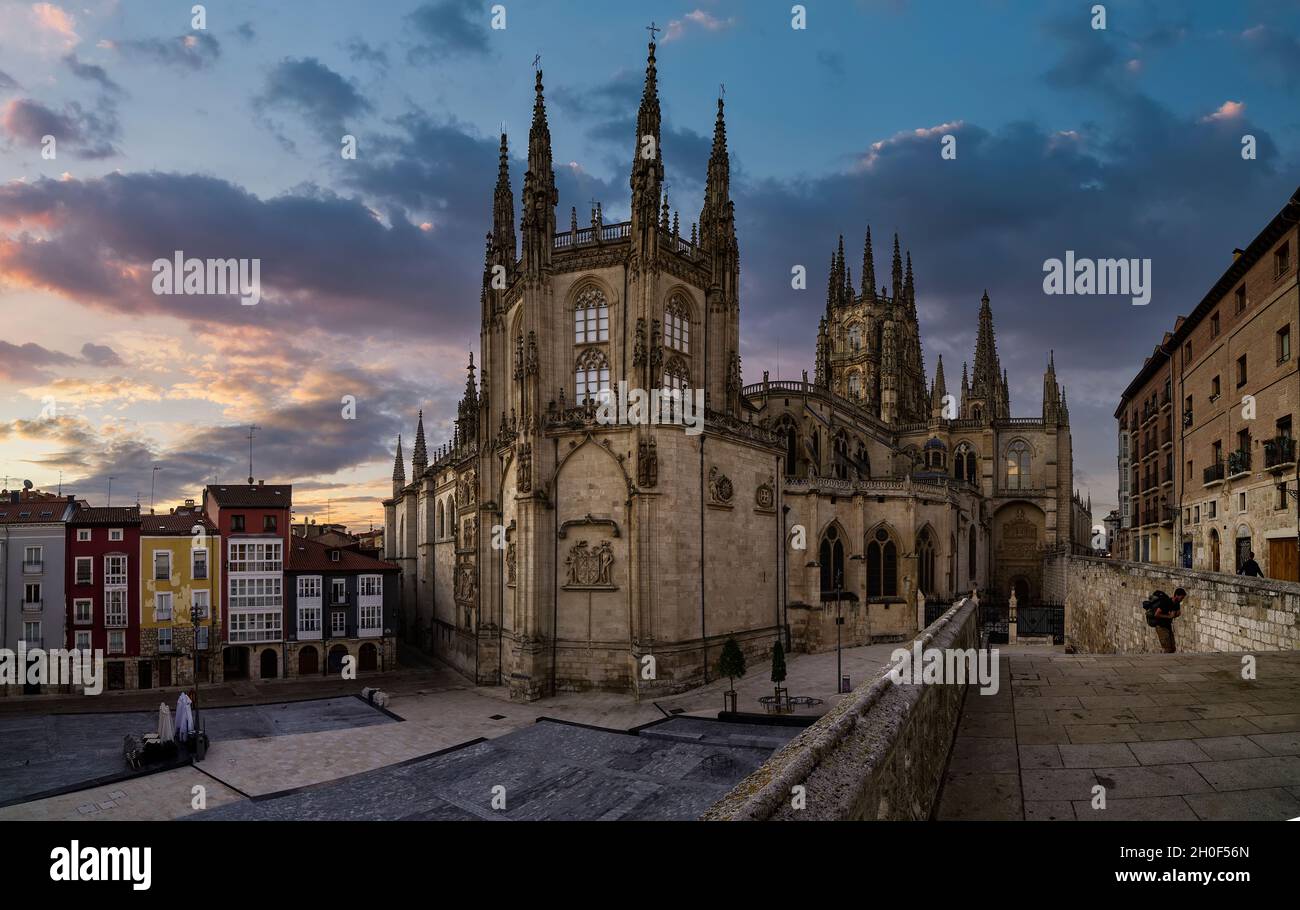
284,535,399,677
202,481,292,680
140,508,222,688
66,505,141,691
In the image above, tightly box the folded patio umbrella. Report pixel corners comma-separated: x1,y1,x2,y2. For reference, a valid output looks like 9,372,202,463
175,691,193,739
157,703,174,742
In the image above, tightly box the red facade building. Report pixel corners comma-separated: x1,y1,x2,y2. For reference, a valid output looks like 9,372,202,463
65,505,141,691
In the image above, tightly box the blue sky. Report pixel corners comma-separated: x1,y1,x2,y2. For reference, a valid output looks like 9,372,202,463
1,0,1298,526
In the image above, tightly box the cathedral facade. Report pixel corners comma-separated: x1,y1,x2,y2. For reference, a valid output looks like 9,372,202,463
384,40,1090,702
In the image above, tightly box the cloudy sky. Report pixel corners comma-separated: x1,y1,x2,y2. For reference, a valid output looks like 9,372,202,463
1,0,1298,529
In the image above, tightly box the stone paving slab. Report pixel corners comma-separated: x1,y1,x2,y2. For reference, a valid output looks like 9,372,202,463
936,649,1300,821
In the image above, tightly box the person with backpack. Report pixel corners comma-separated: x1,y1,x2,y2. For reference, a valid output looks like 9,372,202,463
1143,588,1186,653
1238,552,1265,578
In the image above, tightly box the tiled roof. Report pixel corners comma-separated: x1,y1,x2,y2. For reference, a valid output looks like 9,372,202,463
140,512,218,534
286,535,398,572
205,484,293,508
71,505,141,525
0,501,74,524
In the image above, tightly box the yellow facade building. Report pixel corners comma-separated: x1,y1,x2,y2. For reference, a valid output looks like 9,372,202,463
139,509,222,687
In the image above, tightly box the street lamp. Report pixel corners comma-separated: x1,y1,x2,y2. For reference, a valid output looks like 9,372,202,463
807,553,864,694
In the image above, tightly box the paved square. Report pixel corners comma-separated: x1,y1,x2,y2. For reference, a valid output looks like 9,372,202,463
937,648,1300,821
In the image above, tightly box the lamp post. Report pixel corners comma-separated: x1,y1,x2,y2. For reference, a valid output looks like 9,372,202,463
807,553,864,694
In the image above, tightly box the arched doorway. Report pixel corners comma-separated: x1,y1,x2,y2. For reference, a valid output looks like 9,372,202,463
1010,575,1032,604
328,644,349,674
359,643,378,672
259,648,278,679
1235,524,1253,573
298,646,319,676
1209,529,1221,572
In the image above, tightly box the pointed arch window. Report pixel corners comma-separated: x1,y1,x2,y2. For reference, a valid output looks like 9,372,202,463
854,441,870,479
1005,440,1031,489
574,287,609,344
917,528,936,595
866,528,897,598
661,356,690,418
779,416,799,477
848,323,862,352
819,525,845,597
575,347,610,405
846,371,862,399
833,430,850,480
664,297,690,353
437,500,445,539
968,526,977,581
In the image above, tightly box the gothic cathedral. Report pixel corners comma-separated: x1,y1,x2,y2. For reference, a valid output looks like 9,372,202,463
385,39,1091,701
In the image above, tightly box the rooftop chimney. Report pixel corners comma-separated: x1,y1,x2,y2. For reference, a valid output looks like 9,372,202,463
1232,247,1245,261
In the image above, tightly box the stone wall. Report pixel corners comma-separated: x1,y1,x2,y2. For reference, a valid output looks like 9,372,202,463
703,596,978,821
1055,554,1300,653
787,598,913,653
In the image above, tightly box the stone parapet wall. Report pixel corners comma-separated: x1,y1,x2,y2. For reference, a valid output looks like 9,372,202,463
1058,555,1300,654
703,597,977,821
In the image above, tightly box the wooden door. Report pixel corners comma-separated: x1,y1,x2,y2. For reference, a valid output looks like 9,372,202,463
1269,538,1298,582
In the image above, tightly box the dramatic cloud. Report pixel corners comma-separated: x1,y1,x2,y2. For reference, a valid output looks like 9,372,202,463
662,10,736,44
107,32,221,70
1239,24,1300,91
0,341,75,382
0,171,464,340
254,57,373,137
345,38,389,70
405,0,490,63
31,3,79,49
0,97,120,159
0,70,20,91
79,342,123,366
62,52,124,95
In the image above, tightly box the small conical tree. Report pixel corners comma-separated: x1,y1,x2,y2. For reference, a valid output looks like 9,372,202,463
770,640,787,690
718,637,746,692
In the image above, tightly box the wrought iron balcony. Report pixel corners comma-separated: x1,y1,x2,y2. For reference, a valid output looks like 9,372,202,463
1203,461,1225,485
21,599,42,612
22,561,43,574
1264,436,1297,470
1227,448,1251,477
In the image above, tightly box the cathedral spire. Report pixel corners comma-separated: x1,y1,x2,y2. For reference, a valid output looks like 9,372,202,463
891,233,903,302
412,411,428,475
930,354,948,415
630,37,664,257
520,68,557,274
1043,349,1062,424
904,251,916,316
391,435,405,496
862,226,877,303
835,235,847,306
492,132,516,269
700,96,733,244
969,290,1006,420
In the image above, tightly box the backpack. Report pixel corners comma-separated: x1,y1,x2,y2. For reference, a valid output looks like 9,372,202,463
1142,590,1169,627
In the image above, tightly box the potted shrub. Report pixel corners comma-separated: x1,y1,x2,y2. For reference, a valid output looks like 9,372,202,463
718,636,746,713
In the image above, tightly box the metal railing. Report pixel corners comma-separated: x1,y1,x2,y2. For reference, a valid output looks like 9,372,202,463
1203,461,1225,484
1264,436,1297,469
1227,448,1251,476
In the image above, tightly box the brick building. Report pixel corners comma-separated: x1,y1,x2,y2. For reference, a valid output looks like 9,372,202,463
1114,187,1299,580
